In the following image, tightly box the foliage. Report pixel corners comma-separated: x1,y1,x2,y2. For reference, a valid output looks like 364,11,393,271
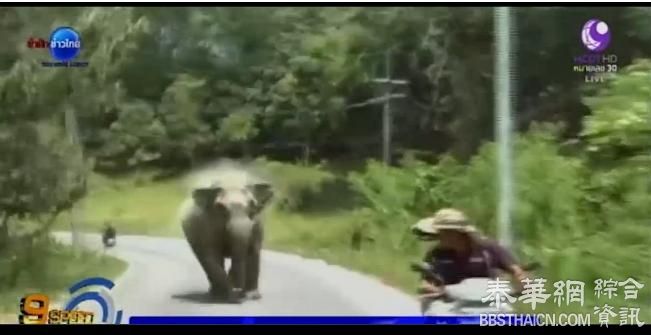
0,121,88,238
348,161,420,228
582,59,651,161
0,236,126,312
4,7,651,169
95,100,164,170
255,159,338,211
0,73,90,283
348,124,587,246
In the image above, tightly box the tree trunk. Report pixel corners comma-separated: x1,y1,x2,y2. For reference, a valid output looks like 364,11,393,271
0,214,9,251
302,141,311,166
69,205,82,254
350,229,362,251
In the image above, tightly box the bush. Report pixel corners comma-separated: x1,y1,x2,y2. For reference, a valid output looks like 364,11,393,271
348,124,588,248
0,234,126,312
581,59,651,163
255,159,338,211
466,124,587,246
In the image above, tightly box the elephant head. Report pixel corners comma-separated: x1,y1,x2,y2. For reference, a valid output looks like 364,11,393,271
192,183,273,230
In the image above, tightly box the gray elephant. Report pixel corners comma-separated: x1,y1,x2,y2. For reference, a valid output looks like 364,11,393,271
180,181,273,303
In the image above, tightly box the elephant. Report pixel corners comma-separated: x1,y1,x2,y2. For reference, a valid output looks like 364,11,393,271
180,180,273,304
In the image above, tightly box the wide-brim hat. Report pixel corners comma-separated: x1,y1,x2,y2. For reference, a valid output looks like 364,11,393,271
411,208,478,236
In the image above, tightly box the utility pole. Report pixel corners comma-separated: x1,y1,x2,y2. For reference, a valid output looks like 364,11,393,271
64,105,83,252
495,7,515,249
347,49,408,165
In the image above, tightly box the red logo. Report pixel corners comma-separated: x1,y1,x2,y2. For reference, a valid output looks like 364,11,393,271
26,37,49,49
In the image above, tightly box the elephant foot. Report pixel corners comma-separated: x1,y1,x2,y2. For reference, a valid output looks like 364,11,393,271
245,290,262,301
225,289,245,304
209,287,244,304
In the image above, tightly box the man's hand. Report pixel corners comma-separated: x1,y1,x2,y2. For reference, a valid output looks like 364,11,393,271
418,280,444,299
510,265,529,293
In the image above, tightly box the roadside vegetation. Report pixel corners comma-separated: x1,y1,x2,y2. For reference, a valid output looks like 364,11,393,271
0,240,126,314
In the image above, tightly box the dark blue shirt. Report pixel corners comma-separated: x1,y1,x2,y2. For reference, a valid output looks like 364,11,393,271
423,238,517,285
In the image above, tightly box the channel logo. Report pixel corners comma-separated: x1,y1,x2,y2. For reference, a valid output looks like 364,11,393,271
572,18,618,84
26,26,88,68
18,277,123,324
581,19,611,52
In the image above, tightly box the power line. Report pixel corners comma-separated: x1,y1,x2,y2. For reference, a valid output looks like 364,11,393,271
346,49,409,165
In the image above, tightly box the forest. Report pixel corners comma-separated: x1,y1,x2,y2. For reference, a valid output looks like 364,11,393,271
0,7,650,319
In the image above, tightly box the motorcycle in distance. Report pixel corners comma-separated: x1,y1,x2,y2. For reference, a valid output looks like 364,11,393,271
102,223,117,249
410,227,540,316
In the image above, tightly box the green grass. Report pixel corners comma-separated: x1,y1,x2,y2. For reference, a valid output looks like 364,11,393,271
54,171,186,237
0,244,127,314
266,209,424,290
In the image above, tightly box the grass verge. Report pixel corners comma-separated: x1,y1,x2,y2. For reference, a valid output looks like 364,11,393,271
0,243,127,318
266,209,423,291
54,172,185,237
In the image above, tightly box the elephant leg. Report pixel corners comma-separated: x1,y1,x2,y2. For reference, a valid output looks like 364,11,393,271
184,226,234,302
224,252,246,301
244,249,261,300
245,222,263,299
203,245,244,304
227,253,246,293
204,253,230,298
227,236,249,300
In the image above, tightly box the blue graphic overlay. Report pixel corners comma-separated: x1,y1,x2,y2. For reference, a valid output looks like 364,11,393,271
68,277,116,293
49,27,81,62
65,292,110,323
63,277,123,324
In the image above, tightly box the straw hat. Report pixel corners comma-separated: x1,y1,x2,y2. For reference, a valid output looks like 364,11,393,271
411,208,478,236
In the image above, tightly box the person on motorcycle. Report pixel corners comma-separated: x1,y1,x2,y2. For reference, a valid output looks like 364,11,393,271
412,208,528,299
102,222,117,247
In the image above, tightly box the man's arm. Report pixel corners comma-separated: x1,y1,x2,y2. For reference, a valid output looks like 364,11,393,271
487,241,528,289
419,247,445,297
510,265,528,282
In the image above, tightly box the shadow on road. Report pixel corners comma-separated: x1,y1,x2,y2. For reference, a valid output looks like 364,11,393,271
171,291,218,304
171,291,239,305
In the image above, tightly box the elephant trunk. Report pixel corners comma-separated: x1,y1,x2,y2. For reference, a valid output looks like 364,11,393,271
226,209,256,291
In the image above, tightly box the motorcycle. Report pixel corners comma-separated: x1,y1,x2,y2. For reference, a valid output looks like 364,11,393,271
410,261,540,316
103,237,116,248
102,225,117,249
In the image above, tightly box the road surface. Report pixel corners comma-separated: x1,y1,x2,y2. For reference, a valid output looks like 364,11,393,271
53,232,419,323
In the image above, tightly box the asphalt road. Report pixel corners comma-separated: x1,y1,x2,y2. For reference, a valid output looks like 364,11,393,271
53,232,419,323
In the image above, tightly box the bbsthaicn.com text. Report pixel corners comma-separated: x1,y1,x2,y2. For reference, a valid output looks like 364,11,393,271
480,313,592,326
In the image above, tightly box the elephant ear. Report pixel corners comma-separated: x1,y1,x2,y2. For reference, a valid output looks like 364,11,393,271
248,183,273,214
192,187,222,209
